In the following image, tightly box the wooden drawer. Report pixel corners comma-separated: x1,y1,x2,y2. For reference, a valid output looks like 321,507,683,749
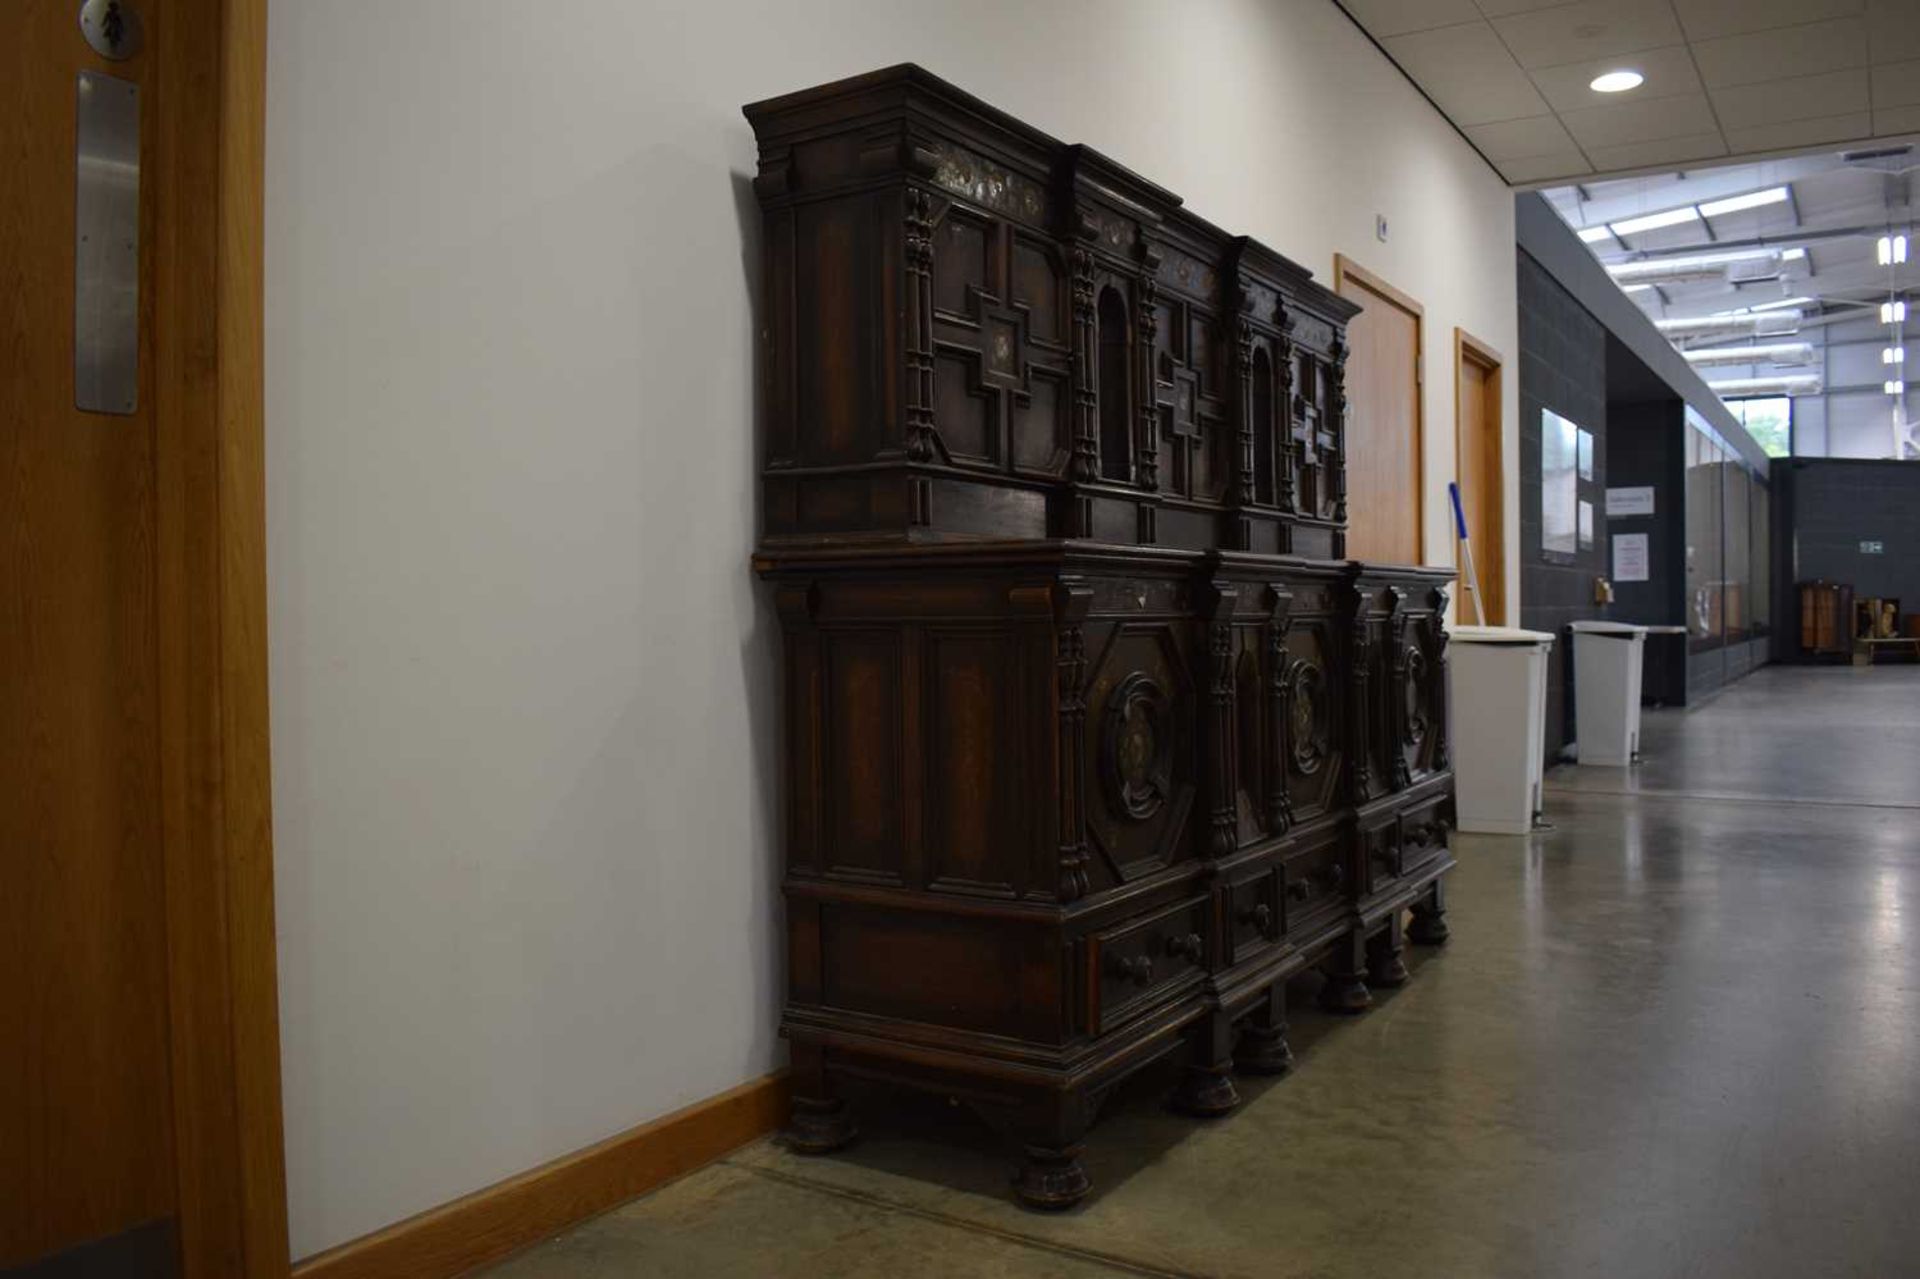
1280,839,1349,933
1359,817,1402,897
1399,794,1452,875
1226,868,1281,963
1087,896,1209,1035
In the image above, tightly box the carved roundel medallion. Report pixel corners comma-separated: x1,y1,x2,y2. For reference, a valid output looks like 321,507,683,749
1289,660,1330,775
1101,673,1173,821
1403,648,1431,746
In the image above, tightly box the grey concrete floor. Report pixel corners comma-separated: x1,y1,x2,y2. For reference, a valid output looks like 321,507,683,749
485,665,1920,1278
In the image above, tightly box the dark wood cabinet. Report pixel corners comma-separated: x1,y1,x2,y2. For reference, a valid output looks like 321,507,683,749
748,65,1455,1208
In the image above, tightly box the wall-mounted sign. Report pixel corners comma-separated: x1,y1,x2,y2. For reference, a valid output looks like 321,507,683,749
1578,499,1594,549
1542,408,1580,557
1613,533,1650,582
1606,485,1655,517
1578,429,1594,481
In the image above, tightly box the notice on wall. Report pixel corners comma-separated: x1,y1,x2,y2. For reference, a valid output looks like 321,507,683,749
1578,499,1594,549
1578,430,1594,481
1606,485,1655,517
1613,532,1650,582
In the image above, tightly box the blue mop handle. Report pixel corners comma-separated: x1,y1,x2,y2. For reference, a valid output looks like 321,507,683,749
1448,481,1468,542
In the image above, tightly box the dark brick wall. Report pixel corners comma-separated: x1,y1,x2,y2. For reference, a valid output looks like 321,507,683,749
1518,249,1612,762
1777,459,1920,648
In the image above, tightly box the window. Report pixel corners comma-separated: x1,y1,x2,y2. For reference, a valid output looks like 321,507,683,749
1727,396,1790,458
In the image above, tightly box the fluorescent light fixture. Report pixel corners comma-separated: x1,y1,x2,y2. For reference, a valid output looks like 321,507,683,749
1749,296,1812,312
1590,70,1644,93
1886,347,1907,365
1879,234,1909,265
1883,301,1908,324
1781,247,1806,262
1886,380,1906,396
1621,283,1655,293
1610,206,1701,237
1577,226,1613,243
1698,187,1790,218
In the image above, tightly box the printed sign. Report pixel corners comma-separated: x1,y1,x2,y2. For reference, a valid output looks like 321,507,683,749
1606,485,1655,517
1613,532,1650,582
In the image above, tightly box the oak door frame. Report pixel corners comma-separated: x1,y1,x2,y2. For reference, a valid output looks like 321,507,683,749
152,0,289,1273
1451,328,1506,625
1331,254,1426,566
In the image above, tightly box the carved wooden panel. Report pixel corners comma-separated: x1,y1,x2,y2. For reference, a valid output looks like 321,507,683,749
1082,621,1196,886
924,631,1016,896
823,630,904,881
929,204,1071,476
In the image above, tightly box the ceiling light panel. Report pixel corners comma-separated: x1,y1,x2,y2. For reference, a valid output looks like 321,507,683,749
1578,226,1614,243
1611,206,1702,237
1697,186,1790,217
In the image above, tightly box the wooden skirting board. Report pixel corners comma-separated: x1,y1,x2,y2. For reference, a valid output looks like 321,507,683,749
292,1072,789,1279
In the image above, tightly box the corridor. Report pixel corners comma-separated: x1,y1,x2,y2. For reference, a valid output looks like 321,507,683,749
488,665,1920,1279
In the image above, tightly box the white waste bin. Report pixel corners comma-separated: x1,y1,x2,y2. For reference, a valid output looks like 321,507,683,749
1448,626,1556,835
1569,621,1647,766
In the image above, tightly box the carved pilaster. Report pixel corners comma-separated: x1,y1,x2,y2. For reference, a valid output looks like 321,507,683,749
1430,586,1452,772
1135,248,1162,494
1054,584,1095,901
1068,245,1100,487
903,187,937,466
1264,583,1295,835
1329,334,1351,529
1389,608,1416,792
1347,587,1374,806
1233,308,1256,510
1204,584,1239,859
1276,303,1296,511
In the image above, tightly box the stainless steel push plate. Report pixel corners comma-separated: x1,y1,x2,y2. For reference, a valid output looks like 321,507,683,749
74,70,140,415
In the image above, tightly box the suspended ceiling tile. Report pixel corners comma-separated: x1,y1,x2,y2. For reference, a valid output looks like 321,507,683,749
1873,103,1920,133
1673,0,1866,42
1723,112,1876,153
1560,91,1721,149
1583,132,1731,172
1710,68,1871,129
1868,1,1920,62
1490,0,1687,68
1382,22,1553,123
1464,114,1584,161
1870,60,1920,109
1529,44,1704,113
1339,0,1485,38
1499,150,1597,182
1690,18,1870,89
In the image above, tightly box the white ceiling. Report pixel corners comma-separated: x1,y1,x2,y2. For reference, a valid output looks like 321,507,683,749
1338,0,1920,183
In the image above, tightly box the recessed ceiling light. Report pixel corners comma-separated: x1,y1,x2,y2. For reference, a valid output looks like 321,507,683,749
1590,70,1645,93
1578,226,1614,243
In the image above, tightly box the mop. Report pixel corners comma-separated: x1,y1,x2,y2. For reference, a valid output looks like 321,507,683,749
1449,481,1486,627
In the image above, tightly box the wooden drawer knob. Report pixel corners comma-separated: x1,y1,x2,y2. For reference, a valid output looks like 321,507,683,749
1107,953,1155,987
1165,932,1204,962
1240,903,1274,934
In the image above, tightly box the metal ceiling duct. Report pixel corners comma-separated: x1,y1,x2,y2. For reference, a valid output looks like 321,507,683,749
1682,342,1818,367
1655,312,1803,341
1705,374,1824,397
1610,250,1784,285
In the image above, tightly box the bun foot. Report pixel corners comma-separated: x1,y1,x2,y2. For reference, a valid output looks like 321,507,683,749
1169,1065,1240,1117
1234,1023,1294,1076
784,1097,857,1154
1368,950,1410,987
1014,1145,1090,1210
1408,908,1450,946
1318,972,1372,1014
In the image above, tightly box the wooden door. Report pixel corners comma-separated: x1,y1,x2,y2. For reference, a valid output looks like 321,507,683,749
1,2,287,1274
1334,256,1424,566
1453,330,1505,625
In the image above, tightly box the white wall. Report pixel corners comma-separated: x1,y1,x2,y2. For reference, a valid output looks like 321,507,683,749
265,0,1519,1257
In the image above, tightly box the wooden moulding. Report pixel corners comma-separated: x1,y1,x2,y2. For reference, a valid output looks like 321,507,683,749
291,1073,790,1279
